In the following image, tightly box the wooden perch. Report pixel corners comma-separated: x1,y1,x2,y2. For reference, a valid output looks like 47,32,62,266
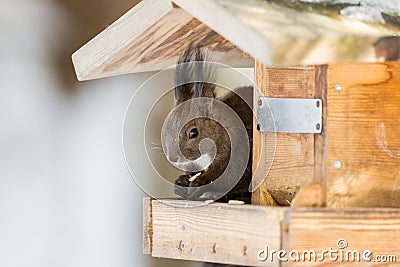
144,198,400,266
145,198,286,266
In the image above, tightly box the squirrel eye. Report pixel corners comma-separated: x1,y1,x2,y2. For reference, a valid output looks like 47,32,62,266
188,128,198,139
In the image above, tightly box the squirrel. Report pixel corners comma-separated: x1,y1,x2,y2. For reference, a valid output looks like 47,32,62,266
161,44,253,204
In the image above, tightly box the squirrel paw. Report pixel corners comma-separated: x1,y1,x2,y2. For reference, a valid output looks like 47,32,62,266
174,174,191,188
174,174,205,200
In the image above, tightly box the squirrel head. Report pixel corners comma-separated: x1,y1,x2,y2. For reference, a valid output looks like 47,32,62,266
161,45,230,181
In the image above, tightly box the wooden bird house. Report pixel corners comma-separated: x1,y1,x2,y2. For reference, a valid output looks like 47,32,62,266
72,0,400,266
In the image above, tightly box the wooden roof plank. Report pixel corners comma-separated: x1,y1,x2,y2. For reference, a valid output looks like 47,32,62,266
72,0,400,80
173,0,400,66
72,0,253,81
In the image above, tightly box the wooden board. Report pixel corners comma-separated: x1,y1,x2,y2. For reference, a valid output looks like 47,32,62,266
144,198,400,266
143,197,153,254
146,198,287,266
290,208,400,266
72,0,400,81
327,62,400,208
253,62,327,206
72,0,252,81
172,0,400,67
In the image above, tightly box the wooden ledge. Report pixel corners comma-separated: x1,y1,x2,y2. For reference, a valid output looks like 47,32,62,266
144,198,400,266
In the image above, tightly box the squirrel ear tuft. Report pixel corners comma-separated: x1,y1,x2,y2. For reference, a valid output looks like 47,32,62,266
174,83,193,105
174,43,216,104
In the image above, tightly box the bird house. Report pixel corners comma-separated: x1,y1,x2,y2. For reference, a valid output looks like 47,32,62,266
72,0,400,265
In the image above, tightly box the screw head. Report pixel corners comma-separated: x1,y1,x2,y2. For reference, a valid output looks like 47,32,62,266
334,160,342,169
179,241,185,250
212,243,218,253
258,99,262,106
334,85,342,93
243,246,248,256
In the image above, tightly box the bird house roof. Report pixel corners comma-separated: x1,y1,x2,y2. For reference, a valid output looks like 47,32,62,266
72,0,400,81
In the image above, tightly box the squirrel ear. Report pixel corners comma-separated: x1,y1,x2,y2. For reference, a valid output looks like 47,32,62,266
174,44,216,104
193,48,216,99
174,83,193,105
174,45,194,105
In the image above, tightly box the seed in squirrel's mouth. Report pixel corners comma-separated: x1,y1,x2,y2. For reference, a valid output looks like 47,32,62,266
188,172,201,182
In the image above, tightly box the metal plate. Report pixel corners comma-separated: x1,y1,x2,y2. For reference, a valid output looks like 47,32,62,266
257,97,322,133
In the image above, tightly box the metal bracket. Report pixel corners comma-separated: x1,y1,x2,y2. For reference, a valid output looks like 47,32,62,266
257,97,322,134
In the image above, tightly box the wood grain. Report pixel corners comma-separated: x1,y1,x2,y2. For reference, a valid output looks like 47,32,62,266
290,208,400,266
143,197,153,254
327,62,400,208
149,198,287,266
253,62,325,206
72,0,252,81
314,65,328,190
291,183,326,208
144,198,400,266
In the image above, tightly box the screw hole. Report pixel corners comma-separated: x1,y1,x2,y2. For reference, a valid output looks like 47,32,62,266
258,99,262,106
316,101,320,108
257,124,261,131
316,123,321,131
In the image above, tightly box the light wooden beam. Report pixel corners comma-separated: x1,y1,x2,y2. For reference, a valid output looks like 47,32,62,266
72,0,253,81
144,198,400,266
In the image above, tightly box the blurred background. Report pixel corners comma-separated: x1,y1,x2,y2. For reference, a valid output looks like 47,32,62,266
0,1,253,267
0,0,200,266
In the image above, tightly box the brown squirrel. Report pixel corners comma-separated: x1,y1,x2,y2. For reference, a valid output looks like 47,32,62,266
161,44,253,204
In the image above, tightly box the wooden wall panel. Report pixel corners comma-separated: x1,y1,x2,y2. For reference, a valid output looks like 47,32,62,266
327,62,400,208
253,62,327,206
